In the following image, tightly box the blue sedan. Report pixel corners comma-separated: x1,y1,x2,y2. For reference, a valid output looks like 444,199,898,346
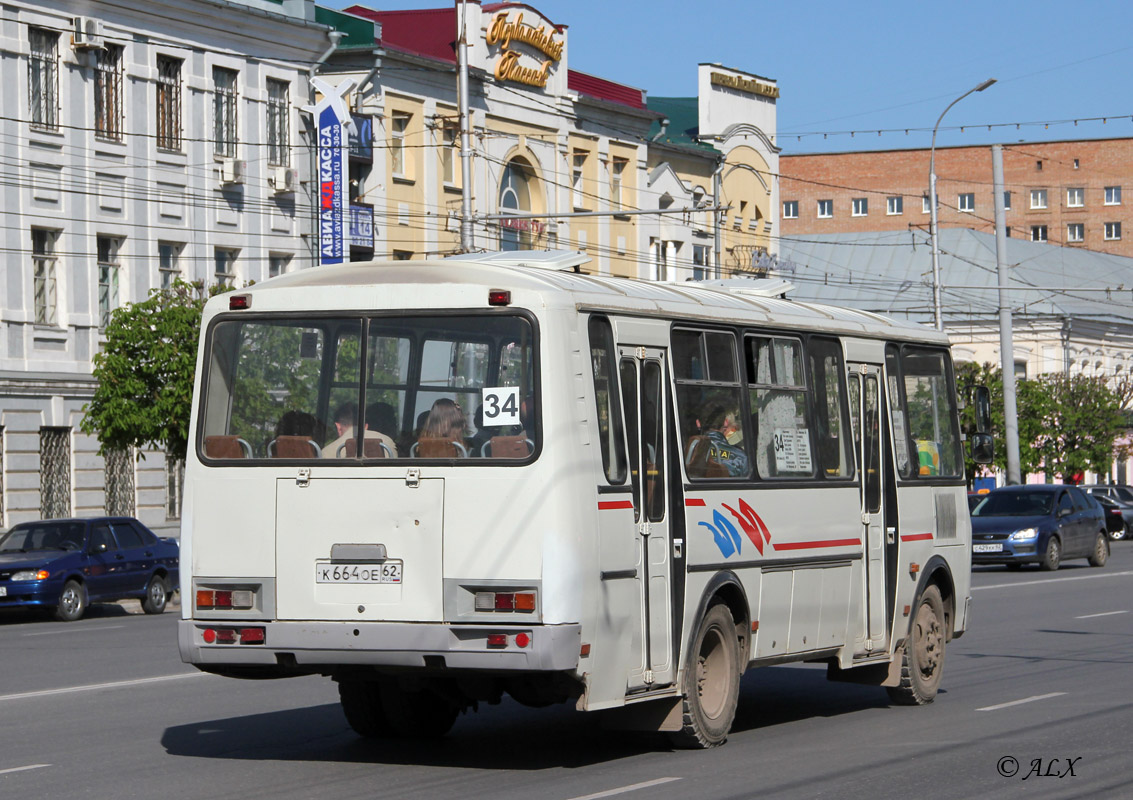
0,517,179,621
970,485,1110,571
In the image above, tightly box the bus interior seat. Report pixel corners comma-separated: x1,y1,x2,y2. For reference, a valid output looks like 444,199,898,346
412,438,469,458
270,436,322,458
340,438,390,458
482,435,532,458
204,435,252,459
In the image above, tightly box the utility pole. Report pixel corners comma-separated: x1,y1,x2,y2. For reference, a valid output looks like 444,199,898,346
457,0,474,252
993,144,1021,485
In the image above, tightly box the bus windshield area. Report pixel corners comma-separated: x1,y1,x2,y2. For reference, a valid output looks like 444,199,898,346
199,314,537,462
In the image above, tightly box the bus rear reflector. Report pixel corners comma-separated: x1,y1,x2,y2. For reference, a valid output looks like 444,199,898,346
487,634,508,648
240,628,266,645
202,628,216,644
229,294,251,310
215,629,238,644
488,290,511,306
515,633,530,648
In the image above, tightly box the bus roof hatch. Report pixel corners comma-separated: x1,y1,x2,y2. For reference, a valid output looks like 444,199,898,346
445,250,592,273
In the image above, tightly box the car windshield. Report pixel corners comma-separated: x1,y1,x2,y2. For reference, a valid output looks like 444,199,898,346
0,522,85,552
1112,487,1133,503
971,491,1054,517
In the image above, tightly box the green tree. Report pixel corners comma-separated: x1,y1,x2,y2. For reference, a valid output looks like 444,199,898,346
80,281,222,461
956,361,1048,484
1032,373,1126,481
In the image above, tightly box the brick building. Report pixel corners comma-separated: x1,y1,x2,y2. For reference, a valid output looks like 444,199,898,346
780,138,1133,258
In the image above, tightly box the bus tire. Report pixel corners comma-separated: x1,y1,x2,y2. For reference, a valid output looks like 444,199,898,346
887,584,946,706
669,603,741,749
379,682,458,739
338,679,390,738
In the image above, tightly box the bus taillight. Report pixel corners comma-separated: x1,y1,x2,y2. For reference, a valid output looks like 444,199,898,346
488,289,511,306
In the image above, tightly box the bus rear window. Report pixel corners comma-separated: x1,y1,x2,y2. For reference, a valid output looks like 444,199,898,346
199,314,537,463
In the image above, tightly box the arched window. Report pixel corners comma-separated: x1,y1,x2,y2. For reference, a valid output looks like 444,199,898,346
499,158,535,251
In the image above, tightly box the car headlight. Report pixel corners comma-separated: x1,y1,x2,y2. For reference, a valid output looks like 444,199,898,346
11,569,51,581
1009,528,1039,542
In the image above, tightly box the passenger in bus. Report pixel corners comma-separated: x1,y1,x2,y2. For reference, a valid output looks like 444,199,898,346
271,410,322,458
323,401,391,458
364,401,400,457
416,398,469,457
694,404,749,477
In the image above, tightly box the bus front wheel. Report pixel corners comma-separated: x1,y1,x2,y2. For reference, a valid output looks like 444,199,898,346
669,603,741,748
887,584,946,706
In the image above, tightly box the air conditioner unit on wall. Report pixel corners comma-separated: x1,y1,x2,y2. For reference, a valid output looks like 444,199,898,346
269,167,299,194
220,159,247,186
72,17,104,50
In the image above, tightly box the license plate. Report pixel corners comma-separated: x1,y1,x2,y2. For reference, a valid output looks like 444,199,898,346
316,562,402,584
973,543,1003,553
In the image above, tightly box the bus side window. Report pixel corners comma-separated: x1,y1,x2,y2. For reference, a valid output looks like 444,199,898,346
808,337,853,479
674,328,749,480
587,316,627,484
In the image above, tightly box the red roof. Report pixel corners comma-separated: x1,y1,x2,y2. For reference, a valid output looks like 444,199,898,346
344,5,647,110
567,70,646,110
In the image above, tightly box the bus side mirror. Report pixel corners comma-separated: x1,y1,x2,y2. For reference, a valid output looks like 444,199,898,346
974,385,992,434
970,432,994,464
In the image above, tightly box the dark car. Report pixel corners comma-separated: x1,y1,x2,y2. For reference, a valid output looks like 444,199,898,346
1091,494,1132,542
968,492,990,513
1083,484,1133,504
0,517,179,621
970,485,1110,571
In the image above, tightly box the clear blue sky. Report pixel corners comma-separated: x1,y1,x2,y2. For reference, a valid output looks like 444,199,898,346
324,0,1133,154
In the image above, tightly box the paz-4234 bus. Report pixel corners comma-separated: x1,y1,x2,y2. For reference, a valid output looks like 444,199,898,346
179,251,992,747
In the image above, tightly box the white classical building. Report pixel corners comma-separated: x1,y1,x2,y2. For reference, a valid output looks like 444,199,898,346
0,0,368,531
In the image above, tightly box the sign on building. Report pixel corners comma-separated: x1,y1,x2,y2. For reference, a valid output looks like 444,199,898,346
305,78,356,265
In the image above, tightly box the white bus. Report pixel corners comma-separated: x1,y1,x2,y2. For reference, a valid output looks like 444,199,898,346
180,251,991,747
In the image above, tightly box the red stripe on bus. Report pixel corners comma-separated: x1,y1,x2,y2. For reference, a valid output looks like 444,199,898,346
772,538,861,551
685,498,706,507
598,500,634,511
901,533,934,542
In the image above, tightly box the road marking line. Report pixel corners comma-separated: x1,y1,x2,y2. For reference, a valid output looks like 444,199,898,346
0,672,209,703
24,625,126,637
977,692,1066,712
973,570,1133,591
565,777,682,800
0,764,51,776
1075,610,1129,619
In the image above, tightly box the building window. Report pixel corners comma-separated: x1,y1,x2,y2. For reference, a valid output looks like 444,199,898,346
156,56,183,151
158,242,181,290
782,200,798,219
922,194,937,214
1031,225,1048,242
166,458,184,520
1105,222,1122,241
104,447,136,517
440,123,457,184
1067,223,1084,243
1036,160,1043,171
886,196,903,215
213,67,238,157
266,79,289,167
390,112,409,176
1073,159,1079,169
692,244,709,281
214,247,237,287
94,44,124,141
499,157,536,251
958,193,975,213
572,151,587,209
97,236,122,328
28,27,59,130
1066,187,1084,208
268,253,291,278
817,199,833,218
40,428,72,519
392,250,412,260
611,157,627,211
32,228,58,325
852,198,868,217
1105,186,1121,206
1030,189,1047,210
1003,191,1011,210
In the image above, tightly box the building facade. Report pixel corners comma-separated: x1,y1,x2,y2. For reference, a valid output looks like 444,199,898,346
780,138,1133,258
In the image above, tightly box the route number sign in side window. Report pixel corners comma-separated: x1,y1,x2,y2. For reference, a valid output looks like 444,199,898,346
482,386,520,426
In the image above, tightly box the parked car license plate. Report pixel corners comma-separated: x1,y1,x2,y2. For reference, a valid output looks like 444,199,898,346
973,543,1003,553
316,562,402,584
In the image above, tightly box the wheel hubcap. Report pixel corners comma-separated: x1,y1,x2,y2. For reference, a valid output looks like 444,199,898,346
62,588,79,614
151,582,165,605
914,602,942,678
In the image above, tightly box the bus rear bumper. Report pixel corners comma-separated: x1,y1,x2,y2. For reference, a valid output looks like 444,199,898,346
178,619,582,673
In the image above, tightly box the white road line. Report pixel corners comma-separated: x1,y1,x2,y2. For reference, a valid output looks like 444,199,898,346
977,692,1066,712
0,672,209,703
0,764,51,776
565,778,682,800
1075,610,1129,619
973,569,1133,591
23,624,126,637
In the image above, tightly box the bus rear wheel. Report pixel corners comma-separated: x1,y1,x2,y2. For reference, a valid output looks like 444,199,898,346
887,584,946,706
669,603,741,749
337,679,390,738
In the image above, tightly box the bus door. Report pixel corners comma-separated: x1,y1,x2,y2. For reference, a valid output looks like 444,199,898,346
618,347,674,689
848,363,888,654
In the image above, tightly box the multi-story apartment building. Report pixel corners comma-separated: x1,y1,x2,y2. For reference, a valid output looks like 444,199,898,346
780,138,1132,258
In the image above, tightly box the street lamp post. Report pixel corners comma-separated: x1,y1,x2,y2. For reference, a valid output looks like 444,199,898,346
929,78,996,330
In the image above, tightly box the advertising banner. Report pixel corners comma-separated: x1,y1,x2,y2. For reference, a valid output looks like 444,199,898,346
305,78,356,266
